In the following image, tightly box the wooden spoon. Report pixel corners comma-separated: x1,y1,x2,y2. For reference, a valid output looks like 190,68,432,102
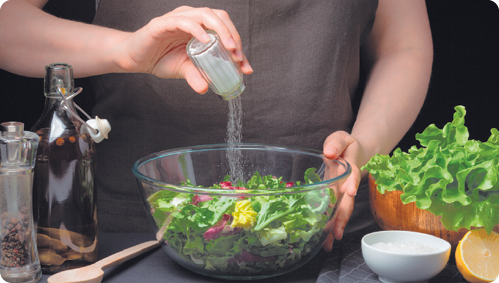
47,240,160,283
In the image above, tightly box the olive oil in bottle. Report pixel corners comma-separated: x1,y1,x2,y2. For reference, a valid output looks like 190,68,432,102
31,63,98,274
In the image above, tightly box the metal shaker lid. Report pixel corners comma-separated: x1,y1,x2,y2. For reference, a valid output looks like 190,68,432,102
0,121,24,136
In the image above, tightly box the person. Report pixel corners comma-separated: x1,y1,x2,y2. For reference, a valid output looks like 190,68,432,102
0,0,433,252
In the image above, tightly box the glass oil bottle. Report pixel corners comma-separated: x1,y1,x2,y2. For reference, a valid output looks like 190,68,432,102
31,63,98,274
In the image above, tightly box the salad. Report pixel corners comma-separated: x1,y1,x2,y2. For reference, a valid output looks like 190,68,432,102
147,168,335,274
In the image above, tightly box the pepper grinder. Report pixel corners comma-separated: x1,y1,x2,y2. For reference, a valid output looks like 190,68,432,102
0,122,42,283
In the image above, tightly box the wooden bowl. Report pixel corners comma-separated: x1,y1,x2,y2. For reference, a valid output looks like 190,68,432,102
368,174,499,253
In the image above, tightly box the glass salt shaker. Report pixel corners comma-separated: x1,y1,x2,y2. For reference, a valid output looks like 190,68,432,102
0,122,42,283
186,30,245,100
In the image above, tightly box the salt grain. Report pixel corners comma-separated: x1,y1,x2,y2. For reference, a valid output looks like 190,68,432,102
371,241,438,254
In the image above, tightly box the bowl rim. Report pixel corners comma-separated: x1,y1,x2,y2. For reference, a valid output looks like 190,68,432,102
361,230,452,256
132,143,352,195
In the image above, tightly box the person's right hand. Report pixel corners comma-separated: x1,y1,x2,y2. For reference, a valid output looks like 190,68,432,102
115,6,253,94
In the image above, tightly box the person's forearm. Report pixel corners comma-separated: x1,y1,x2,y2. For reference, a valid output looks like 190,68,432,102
352,47,433,165
0,0,128,78
350,0,433,167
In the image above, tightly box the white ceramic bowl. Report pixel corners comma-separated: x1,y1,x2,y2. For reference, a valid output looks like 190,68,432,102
361,231,451,283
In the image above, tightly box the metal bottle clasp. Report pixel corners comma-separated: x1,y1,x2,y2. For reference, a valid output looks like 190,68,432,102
57,86,99,135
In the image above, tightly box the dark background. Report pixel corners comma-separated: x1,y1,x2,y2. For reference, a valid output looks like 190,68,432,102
1,0,498,152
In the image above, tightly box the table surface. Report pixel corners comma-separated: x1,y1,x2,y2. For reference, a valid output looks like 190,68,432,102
37,232,469,283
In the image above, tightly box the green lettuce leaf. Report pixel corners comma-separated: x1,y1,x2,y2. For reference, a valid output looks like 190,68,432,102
253,194,305,231
304,167,321,184
255,226,288,246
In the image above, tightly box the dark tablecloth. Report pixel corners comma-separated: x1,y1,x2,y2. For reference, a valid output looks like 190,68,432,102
36,232,468,283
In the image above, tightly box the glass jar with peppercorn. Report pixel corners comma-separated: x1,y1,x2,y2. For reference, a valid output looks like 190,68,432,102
0,121,42,283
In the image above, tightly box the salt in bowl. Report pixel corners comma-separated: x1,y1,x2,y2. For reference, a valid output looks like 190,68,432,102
361,230,451,283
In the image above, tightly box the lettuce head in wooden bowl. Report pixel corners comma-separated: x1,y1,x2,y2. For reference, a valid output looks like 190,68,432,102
362,105,499,250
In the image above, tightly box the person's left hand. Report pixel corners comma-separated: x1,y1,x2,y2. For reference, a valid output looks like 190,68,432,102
321,131,366,252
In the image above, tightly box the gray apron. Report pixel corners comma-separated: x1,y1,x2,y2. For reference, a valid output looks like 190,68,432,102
91,0,378,234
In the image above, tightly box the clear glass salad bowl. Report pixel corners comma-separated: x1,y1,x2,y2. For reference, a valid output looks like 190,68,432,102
132,143,351,280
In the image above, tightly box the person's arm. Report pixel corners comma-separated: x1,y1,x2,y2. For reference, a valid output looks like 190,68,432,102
0,0,252,93
351,0,433,158
322,0,433,250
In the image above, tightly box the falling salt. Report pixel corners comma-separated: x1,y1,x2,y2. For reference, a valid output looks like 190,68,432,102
226,96,244,184
371,241,439,254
